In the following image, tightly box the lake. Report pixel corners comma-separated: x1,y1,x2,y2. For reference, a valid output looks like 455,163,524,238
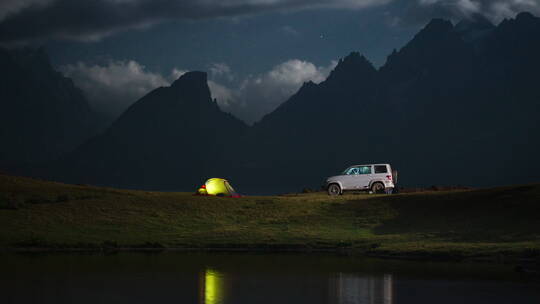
1,252,539,304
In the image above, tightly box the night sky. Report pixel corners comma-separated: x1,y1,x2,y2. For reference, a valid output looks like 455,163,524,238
1,0,539,124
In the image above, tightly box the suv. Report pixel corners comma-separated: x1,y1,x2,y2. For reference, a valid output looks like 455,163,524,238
326,164,396,196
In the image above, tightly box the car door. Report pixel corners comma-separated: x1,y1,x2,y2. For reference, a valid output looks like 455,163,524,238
340,166,359,190
355,165,373,189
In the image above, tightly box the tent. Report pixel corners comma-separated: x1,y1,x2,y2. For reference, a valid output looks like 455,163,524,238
196,178,240,197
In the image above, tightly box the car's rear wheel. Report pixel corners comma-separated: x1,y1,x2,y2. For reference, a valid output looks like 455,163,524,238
371,182,385,194
327,184,341,196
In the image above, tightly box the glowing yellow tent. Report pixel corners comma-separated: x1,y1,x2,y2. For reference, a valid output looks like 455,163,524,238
196,178,240,197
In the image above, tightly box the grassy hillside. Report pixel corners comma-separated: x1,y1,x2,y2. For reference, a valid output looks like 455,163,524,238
1,174,539,260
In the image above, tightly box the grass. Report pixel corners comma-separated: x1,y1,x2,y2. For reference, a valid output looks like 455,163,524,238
1,174,539,261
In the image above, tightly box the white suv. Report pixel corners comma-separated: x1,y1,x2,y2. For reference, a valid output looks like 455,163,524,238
326,164,396,196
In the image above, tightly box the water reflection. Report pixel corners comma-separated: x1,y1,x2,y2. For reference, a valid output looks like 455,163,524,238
2,253,539,304
199,268,394,304
329,273,393,304
201,269,224,304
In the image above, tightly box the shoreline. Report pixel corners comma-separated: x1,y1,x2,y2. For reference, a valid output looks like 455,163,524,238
2,245,538,265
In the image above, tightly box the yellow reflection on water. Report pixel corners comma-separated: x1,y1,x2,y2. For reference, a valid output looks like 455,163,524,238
204,269,223,304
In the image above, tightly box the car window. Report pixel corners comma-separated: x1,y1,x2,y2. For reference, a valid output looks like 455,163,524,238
358,166,372,175
345,167,359,175
374,165,388,174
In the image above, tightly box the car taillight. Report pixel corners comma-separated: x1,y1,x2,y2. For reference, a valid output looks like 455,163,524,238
201,185,206,188
386,175,392,180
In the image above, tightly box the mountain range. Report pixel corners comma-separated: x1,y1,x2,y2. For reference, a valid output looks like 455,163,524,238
1,12,539,194
233,12,540,193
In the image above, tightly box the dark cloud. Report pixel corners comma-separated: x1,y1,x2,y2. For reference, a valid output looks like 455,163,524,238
393,0,540,26
0,0,388,44
0,0,538,44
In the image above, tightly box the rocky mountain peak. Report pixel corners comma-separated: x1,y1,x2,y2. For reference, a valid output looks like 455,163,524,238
166,71,214,107
171,71,207,88
421,18,454,36
455,13,494,33
325,52,376,85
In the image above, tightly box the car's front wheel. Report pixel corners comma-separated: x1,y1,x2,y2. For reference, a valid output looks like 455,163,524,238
327,184,341,196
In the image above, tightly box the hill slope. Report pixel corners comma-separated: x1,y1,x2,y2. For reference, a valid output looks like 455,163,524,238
0,48,102,167
1,174,539,260
56,71,247,190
